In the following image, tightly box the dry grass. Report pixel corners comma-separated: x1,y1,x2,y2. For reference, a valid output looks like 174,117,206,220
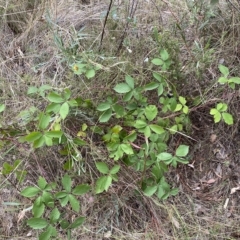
1,0,240,239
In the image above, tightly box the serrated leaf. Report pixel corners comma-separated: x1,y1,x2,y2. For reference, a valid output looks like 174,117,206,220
46,103,61,113
134,119,147,128
158,84,163,96
25,132,42,142
38,177,48,190
174,104,182,112
112,104,124,117
153,72,162,81
60,102,69,120
218,64,229,77
27,218,48,229
50,208,60,224
33,136,45,148
143,185,158,196
39,227,52,240
69,217,85,229
27,86,38,95
33,201,45,218
96,162,109,174
228,77,240,84
38,113,51,130
120,143,134,154
179,96,186,105
44,135,53,146
144,126,151,137
72,184,91,195
95,176,112,194
85,69,95,79
114,83,131,93
63,89,71,100
157,152,172,161
176,145,189,157
47,92,64,103
0,104,5,113
213,111,221,123
144,82,159,91
109,165,120,174
125,75,134,89
44,131,62,138
160,49,169,61
99,109,112,122
222,112,233,125
149,124,165,134
62,174,72,192
183,105,189,114
218,77,228,84
21,187,40,198
151,58,164,65
123,131,137,142
210,108,218,115
97,102,111,111
69,194,80,212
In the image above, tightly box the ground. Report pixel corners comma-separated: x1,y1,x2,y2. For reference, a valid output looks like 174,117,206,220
1,0,240,239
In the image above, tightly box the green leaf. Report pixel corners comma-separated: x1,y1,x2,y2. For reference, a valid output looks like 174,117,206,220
25,132,42,142
114,83,131,93
44,135,53,146
47,92,64,103
69,217,85,229
112,104,124,117
120,144,134,155
153,72,162,81
123,91,133,101
50,208,60,224
143,126,151,137
60,219,70,229
95,176,112,194
210,108,218,115
149,124,165,134
218,77,228,84
27,86,38,94
63,89,71,100
46,103,61,113
109,165,120,174
160,49,169,61
67,99,78,107
151,58,164,65
33,200,45,218
183,105,189,114
21,187,40,197
179,96,186,105
69,194,80,212
176,145,189,157
228,77,240,84
157,152,172,161
85,69,95,79
59,102,69,120
38,177,48,190
33,136,45,148
72,184,91,195
222,112,233,125
0,103,5,113
59,195,69,207
95,162,109,174
99,109,112,122
123,131,137,142
39,227,52,240
174,104,182,112
97,102,111,111
143,185,158,196
170,188,179,196
157,84,164,96
134,119,147,129
27,218,48,229
218,64,229,77
176,157,189,164
38,113,51,130
211,110,221,123
125,75,134,89
144,82,159,91
55,191,68,199
44,131,63,138
144,105,158,121
62,174,72,192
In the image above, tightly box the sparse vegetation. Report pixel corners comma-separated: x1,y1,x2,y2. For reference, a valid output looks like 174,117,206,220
1,0,240,239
